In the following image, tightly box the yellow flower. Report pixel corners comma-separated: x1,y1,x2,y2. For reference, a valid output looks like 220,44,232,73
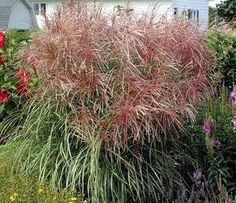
70,197,77,201
83,200,88,203
38,188,43,194
9,193,18,202
68,197,77,202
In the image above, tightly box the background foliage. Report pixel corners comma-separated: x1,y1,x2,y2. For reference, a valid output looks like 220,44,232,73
208,31,236,88
216,0,236,24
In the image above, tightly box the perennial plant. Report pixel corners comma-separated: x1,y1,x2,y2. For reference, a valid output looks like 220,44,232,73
3,2,215,202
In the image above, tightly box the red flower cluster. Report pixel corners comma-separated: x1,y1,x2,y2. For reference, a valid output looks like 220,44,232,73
17,69,31,96
0,90,11,103
0,32,9,103
0,32,6,65
0,32,6,48
17,69,31,84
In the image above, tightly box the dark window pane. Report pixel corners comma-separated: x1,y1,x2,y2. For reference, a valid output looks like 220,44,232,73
41,3,46,15
174,8,178,15
188,9,193,19
34,3,39,15
197,10,199,22
182,10,187,17
193,10,196,19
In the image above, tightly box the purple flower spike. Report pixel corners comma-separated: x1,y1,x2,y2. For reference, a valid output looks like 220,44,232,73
229,90,236,102
203,119,213,135
225,196,233,203
193,171,202,183
210,138,222,150
231,116,236,132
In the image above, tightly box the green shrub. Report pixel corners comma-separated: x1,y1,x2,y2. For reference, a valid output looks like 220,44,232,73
208,31,236,88
0,30,33,132
216,0,236,24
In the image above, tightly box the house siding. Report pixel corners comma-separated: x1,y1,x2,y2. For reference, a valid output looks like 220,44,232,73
0,7,11,30
96,1,172,13
30,0,172,28
172,0,209,29
0,0,38,30
8,0,34,29
28,0,209,29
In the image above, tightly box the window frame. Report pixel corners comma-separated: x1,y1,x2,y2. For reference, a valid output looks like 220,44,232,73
180,8,200,22
33,2,47,16
40,3,46,15
33,3,40,15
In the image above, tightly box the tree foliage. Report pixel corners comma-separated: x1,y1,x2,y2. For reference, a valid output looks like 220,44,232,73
217,0,236,22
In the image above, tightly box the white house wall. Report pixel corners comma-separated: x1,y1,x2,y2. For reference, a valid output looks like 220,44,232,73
172,0,209,29
31,0,209,29
98,1,172,14
34,0,172,28
8,0,33,29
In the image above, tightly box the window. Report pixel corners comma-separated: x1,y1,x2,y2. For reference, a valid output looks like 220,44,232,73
188,9,193,19
182,10,188,18
183,9,199,22
33,3,39,15
196,10,199,23
192,9,200,22
174,8,178,15
40,3,46,15
33,3,46,16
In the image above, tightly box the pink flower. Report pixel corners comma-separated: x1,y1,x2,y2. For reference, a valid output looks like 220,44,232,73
17,69,31,84
231,116,236,132
0,90,11,103
0,32,6,48
203,119,213,135
210,138,222,150
229,90,236,102
193,171,202,183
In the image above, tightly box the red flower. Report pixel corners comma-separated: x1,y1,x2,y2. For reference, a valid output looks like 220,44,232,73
17,83,28,96
16,69,31,96
0,54,5,65
0,32,6,48
0,90,11,103
17,69,31,84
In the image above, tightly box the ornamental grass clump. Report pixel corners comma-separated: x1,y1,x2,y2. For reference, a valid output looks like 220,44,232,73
22,2,213,147
6,2,215,202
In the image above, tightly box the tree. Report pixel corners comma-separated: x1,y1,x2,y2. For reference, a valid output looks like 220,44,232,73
217,0,236,22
